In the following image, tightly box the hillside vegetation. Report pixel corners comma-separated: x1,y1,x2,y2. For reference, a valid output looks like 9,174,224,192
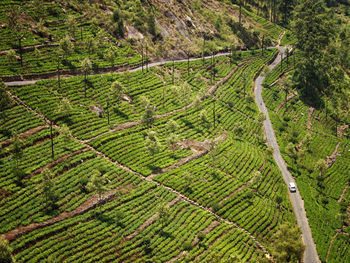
0,0,349,263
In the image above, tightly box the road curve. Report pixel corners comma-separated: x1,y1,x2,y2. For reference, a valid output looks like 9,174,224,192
4,52,232,87
254,46,320,263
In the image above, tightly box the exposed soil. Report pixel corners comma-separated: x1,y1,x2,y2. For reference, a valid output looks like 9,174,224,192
148,132,228,179
5,185,129,242
125,196,181,241
326,142,341,168
326,230,340,262
0,188,11,199
4,61,270,257
194,229,232,262
0,125,48,148
337,125,348,139
307,107,315,131
276,94,295,112
191,221,221,247
29,147,90,178
338,184,349,203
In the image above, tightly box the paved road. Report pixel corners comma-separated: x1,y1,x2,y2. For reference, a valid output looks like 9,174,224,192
254,46,320,263
4,52,232,87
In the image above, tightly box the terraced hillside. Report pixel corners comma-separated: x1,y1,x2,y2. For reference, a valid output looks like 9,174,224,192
262,56,350,263
0,46,300,262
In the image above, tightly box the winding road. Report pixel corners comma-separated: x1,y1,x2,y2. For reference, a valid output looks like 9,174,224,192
254,46,320,263
3,42,321,262
4,52,232,87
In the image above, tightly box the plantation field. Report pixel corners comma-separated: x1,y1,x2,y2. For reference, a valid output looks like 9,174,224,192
0,47,300,262
262,62,350,263
0,0,142,78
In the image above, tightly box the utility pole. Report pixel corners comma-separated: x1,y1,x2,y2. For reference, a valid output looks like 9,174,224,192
50,120,54,160
172,59,175,84
107,96,110,125
146,45,149,71
57,56,61,89
281,53,283,73
239,0,242,26
213,99,216,129
141,45,144,73
163,81,166,109
187,51,190,76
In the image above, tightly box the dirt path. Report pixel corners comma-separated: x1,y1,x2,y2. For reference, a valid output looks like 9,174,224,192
4,63,271,258
254,46,321,263
81,61,246,144
5,186,125,241
0,43,59,55
29,148,91,177
307,107,315,131
326,230,340,262
276,94,295,112
277,30,285,47
149,132,227,179
0,125,48,148
125,196,181,241
338,184,349,203
326,142,341,168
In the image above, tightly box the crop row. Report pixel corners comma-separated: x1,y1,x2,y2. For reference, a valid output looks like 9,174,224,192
0,104,46,143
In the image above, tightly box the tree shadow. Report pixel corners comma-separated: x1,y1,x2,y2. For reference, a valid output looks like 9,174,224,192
158,230,173,239
97,214,120,226
113,108,129,119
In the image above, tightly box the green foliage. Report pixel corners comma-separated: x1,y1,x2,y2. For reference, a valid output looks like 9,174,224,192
56,97,72,118
0,82,11,119
0,235,14,263
60,124,71,144
39,168,58,209
59,36,73,60
142,104,155,128
110,80,125,105
271,224,305,263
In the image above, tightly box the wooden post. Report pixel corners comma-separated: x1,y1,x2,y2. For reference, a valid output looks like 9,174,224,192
163,81,165,109
213,99,216,129
172,59,175,84
187,52,190,76
57,56,61,89
107,96,110,125
19,38,23,67
50,121,54,160
141,45,144,73
146,45,148,71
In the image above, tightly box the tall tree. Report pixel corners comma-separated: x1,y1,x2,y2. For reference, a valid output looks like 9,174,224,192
271,223,305,263
59,36,73,61
292,0,336,101
81,58,92,98
279,0,296,26
6,6,25,67
181,82,193,121
0,235,15,263
110,80,125,109
142,104,155,128
145,131,162,168
66,15,77,39
87,169,109,213
40,168,57,210
157,203,170,231
0,82,11,120
104,46,118,69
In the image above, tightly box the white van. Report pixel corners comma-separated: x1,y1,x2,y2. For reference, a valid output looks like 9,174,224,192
289,182,296,192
